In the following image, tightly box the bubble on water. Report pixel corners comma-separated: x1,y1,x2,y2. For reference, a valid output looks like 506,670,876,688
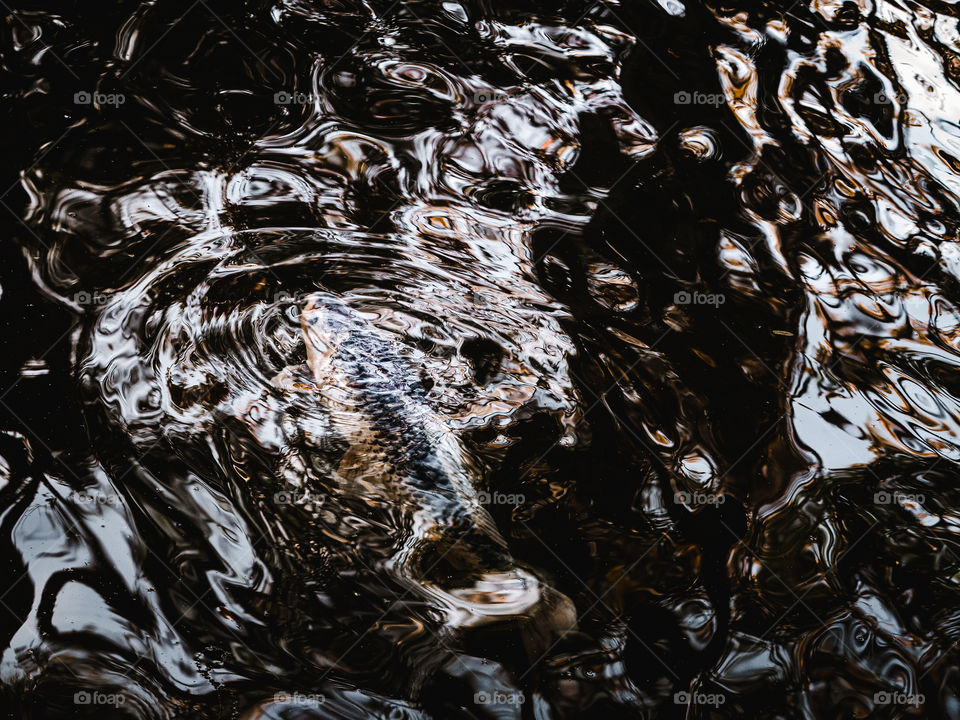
677,126,721,161
585,261,639,312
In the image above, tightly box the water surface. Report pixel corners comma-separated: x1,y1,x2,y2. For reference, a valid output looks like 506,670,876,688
2,0,960,717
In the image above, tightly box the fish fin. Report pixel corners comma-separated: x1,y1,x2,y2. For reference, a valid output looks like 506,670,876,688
270,364,321,392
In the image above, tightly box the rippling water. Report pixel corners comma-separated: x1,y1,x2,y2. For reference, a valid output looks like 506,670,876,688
3,0,960,717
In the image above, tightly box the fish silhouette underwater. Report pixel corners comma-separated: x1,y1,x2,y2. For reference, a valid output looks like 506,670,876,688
268,292,576,635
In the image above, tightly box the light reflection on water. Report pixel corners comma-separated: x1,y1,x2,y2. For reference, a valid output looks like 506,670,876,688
1,0,960,717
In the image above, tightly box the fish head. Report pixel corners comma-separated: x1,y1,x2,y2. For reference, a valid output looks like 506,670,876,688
299,292,360,384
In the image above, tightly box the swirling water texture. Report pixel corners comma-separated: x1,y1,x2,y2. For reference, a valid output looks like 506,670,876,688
2,0,960,718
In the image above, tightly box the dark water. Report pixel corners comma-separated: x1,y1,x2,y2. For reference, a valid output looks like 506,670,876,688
2,0,960,717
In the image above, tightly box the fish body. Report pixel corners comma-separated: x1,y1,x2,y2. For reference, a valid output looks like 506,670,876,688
282,292,549,627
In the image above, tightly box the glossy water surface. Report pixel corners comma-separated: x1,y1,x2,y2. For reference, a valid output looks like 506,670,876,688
3,0,960,717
